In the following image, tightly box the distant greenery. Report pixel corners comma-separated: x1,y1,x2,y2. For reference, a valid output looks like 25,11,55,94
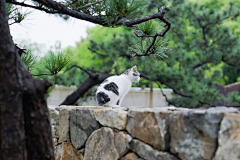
63,0,240,107
19,0,240,107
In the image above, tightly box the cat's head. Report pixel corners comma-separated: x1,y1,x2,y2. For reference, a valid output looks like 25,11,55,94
123,65,140,83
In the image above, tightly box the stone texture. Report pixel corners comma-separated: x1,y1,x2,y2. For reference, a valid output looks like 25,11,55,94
169,108,228,160
55,141,83,160
126,108,174,151
130,139,179,160
120,152,138,160
53,138,58,146
48,105,59,138
70,107,101,149
83,127,130,160
58,106,104,144
58,106,76,143
94,108,128,130
206,106,239,114
50,105,240,160
213,113,240,160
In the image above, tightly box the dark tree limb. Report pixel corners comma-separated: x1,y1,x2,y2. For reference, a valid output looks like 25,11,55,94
31,0,171,32
20,63,54,159
201,26,209,47
156,78,192,98
0,0,54,159
25,0,107,25
118,6,171,27
15,44,27,56
65,64,105,77
157,83,174,106
61,65,112,105
140,72,192,98
31,0,171,28
60,70,192,106
0,1,25,158
33,73,54,76
76,0,103,10
7,0,171,33
205,3,233,28
222,55,240,67
7,0,171,58
6,0,58,14
61,70,233,107
88,48,108,58
192,61,208,69
130,7,171,57
60,73,111,105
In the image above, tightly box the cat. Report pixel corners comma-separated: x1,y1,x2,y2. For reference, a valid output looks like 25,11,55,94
95,65,140,107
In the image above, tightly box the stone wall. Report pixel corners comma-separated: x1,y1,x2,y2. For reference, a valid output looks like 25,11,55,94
48,105,240,160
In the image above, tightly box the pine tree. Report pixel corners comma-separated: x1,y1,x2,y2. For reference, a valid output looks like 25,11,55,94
60,0,240,107
1,0,171,159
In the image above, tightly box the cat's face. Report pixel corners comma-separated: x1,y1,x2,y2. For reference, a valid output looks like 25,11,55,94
124,65,140,83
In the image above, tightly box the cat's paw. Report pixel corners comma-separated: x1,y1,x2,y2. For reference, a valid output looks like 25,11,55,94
109,104,121,109
103,104,110,107
168,106,176,111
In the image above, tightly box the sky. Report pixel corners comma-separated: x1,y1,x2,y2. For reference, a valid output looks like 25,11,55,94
9,7,96,54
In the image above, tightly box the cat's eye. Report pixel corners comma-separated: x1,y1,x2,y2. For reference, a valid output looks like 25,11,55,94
133,73,139,76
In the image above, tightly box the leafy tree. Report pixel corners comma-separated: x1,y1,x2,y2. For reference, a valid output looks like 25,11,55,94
61,0,240,108
1,0,171,159
152,0,240,107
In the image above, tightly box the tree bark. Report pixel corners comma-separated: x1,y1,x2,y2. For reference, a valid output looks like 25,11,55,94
60,74,111,105
0,0,54,159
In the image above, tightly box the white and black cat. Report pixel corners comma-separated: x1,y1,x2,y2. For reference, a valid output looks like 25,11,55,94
96,65,140,107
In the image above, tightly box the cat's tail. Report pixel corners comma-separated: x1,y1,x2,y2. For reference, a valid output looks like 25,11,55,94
96,92,110,106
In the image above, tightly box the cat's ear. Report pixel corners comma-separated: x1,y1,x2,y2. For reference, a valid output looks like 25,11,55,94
132,65,137,71
124,69,130,75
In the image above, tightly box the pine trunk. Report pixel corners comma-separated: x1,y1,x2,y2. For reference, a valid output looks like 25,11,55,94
0,0,54,159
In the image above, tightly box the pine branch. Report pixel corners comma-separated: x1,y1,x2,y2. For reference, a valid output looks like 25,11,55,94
65,65,106,78
76,0,103,10
130,7,171,57
15,44,27,56
9,21,19,25
9,0,171,30
222,56,240,67
33,73,54,76
140,71,192,98
60,73,112,105
8,0,171,58
29,0,108,26
157,83,174,106
6,0,58,14
88,47,108,58
205,3,234,27
192,61,208,69
65,65,94,77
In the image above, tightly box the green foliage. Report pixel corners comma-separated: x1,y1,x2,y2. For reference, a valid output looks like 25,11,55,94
137,20,158,35
66,0,147,25
143,0,240,107
227,91,240,104
104,0,146,24
68,0,240,108
130,37,170,60
41,51,72,75
14,0,240,107
7,3,30,25
70,26,130,71
21,50,37,72
129,18,170,58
